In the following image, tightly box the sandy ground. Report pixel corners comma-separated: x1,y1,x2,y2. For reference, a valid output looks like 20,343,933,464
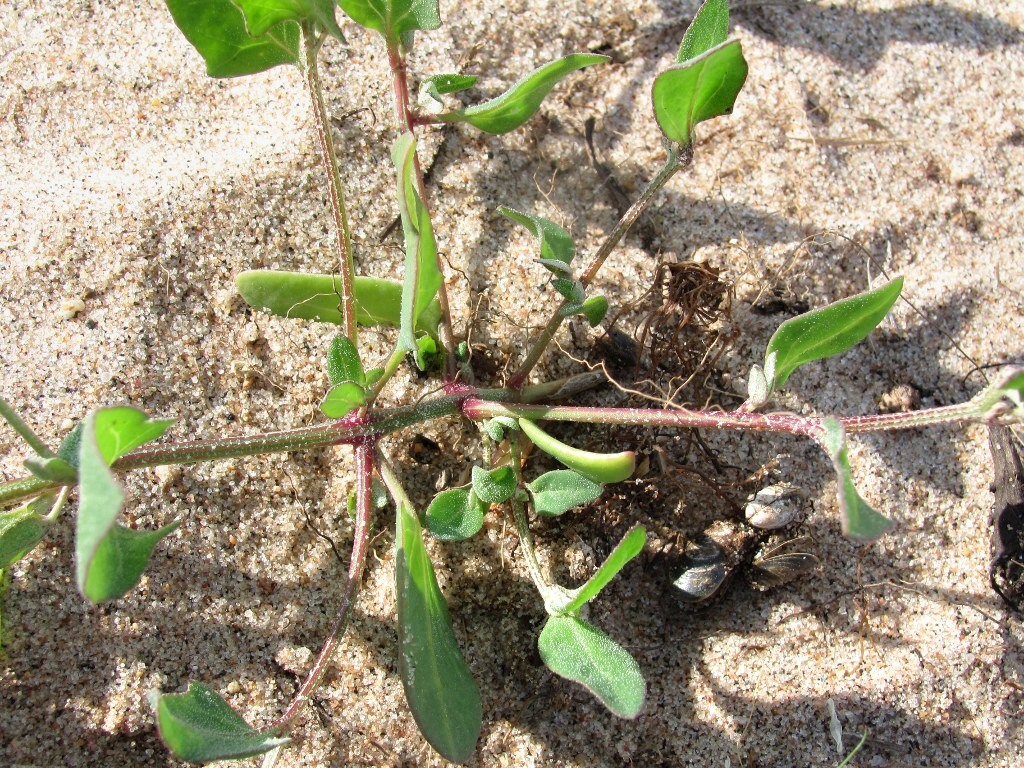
2,1,1023,766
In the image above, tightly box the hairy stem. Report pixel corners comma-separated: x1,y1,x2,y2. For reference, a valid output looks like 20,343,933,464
386,43,458,381
271,439,376,733
301,24,359,342
0,395,54,458
508,147,691,389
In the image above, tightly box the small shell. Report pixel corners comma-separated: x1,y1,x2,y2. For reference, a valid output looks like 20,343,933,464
745,482,801,530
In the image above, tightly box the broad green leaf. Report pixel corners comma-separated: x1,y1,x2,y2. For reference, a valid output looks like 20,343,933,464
76,408,175,602
442,54,609,135
651,39,747,147
83,522,180,603
0,494,55,569
236,271,442,337
234,0,344,42
553,278,586,305
23,455,77,483
396,502,482,761
499,207,576,268
538,615,645,719
165,0,301,78
392,133,444,353
820,419,894,542
528,470,603,516
470,465,516,505
425,488,485,540
153,682,289,761
339,0,440,48
764,277,904,390
519,419,635,484
563,525,645,615
319,381,366,418
677,0,730,63
326,335,365,385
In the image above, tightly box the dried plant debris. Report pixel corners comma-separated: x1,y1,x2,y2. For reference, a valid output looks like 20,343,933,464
988,425,1024,610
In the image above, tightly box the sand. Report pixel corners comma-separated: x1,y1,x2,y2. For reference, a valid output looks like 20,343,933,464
2,1,1023,766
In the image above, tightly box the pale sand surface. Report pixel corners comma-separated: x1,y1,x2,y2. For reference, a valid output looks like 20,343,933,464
2,1,1023,766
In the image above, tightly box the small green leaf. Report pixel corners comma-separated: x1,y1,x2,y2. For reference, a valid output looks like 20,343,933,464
527,470,603,516
579,295,609,327
419,73,478,113
236,271,442,337
553,278,586,305
820,419,894,542
0,494,56,569
764,277,904,391
76,408,175,602
482,416,518,442
563,525,645,615
652,39,748,147
414,334,439,372
470,465,516,505
234,0,344,42
538,615,646,719
392,133,444,353
677,0,730,63
319,381,366,418
23,456,77,483
56,421,84,468
396,502,482,761
443,54,609,134
326,335,365,386
425,488,485,540
519,419,635,484
499,207,576,269
165,0,301,78
961,366,1024,424
339,0,440,48
153,682,289,762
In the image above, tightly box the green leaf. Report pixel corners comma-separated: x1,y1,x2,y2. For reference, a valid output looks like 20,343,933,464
236,271,442,337
470,465,516,505
76,408,175,602
425,488,485,540
419,73,478,113
764,277,904,390
443,54,609,135
326,335,365,385
578,295,609,327
553,278,586,305
56,421,84,469
392,133,444,353
677,0,730,63
165,0,301,78
563,525,645,615
319,381,366,418
652,39,747,148
83,522,180,603
0,494,56,569
339,0,440,48
820,419,894,542
396,502,482,761
538,615,646,719
234,0,344,42
527,470,603,516
153,682,289,762
23,455,77,483
518,419,635,484
499,207,576,269
414,333,439,372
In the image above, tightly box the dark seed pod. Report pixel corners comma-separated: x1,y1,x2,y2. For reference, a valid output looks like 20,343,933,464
671,520,757,603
